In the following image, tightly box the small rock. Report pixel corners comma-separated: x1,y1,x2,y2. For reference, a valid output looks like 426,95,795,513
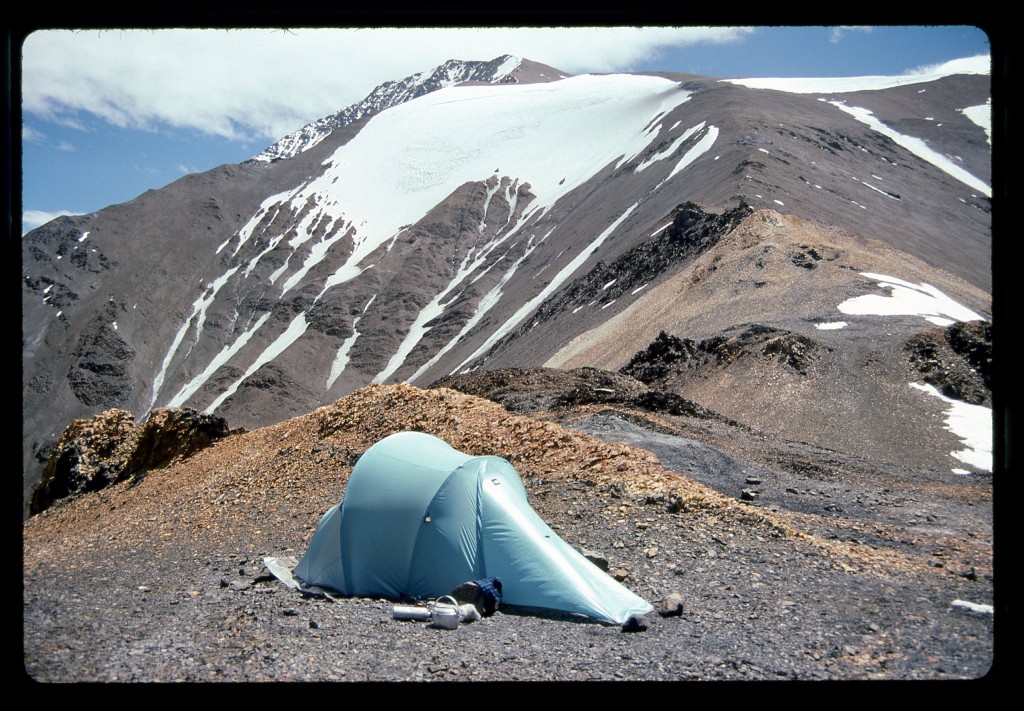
309,620,319,629
283,609,299,617
611,569,630,582
740,489,758,501
580,548,609,571
645,546,659,558
137,585,151,593
745,476,762,485
658,592,685,617
959,567,978,581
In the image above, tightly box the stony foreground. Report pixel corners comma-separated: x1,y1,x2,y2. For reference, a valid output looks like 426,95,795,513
23,384,994,682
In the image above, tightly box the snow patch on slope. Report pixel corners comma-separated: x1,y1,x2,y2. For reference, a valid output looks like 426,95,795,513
961,100,992,145
910,382,992,472
452,199,644,374
632,121,703,172
406,227,551,384
837,272,984,326
666,126,718,180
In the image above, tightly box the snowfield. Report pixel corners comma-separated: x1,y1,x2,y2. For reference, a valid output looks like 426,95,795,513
723,55,989,94
149,73,715,412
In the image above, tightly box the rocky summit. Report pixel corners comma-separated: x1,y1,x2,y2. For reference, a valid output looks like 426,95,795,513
22,55,994,681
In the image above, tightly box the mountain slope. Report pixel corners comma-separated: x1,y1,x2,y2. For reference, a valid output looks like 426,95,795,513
544,209,990,471
21,57,992,508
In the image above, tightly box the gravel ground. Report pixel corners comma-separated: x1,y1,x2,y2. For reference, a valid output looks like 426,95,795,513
23,384,995,682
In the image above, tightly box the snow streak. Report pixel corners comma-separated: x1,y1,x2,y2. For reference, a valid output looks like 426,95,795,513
453,201,643,374
168,312,272,408
828,101,991,197
205,313,310,415
147,265,240,413
327,295,376,389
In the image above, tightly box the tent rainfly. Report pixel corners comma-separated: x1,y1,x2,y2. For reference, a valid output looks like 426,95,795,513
294,431,653,625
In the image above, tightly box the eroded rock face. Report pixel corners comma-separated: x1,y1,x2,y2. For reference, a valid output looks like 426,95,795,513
30,407,235,515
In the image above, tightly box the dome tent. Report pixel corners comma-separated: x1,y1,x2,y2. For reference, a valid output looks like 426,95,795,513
293,431,653,625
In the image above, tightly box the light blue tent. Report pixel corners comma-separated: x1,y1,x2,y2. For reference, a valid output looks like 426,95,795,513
293,431,652,625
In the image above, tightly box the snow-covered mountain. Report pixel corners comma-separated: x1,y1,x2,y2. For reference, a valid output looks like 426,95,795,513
22,56,992,510
248,55,566,163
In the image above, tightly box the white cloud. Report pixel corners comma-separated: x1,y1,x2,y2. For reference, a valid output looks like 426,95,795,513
57,140,75,152
829,26,873,44
22,209,84,234
23,124,45,142
22,27,753,143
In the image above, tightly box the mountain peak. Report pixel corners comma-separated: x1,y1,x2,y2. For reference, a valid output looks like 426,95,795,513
248,55,563,164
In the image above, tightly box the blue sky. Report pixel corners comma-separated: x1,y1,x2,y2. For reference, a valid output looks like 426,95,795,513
20,26,991,234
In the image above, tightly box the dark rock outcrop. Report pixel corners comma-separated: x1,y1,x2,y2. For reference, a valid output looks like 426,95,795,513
432,365,735,425
499,203,752,336
30,407,235,515
621,325,829,385
905,320,992,405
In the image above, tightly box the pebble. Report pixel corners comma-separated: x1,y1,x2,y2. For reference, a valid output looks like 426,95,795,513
658,592,685,617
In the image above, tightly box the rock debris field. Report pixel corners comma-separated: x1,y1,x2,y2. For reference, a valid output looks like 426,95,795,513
23,383,994,681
